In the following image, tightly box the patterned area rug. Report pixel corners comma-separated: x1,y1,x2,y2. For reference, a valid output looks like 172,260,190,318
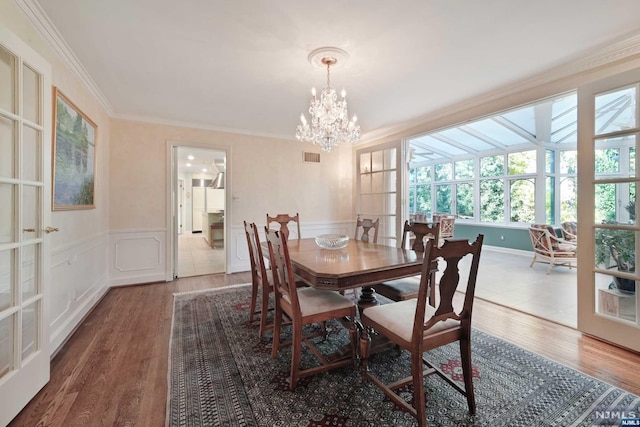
167,285,639,426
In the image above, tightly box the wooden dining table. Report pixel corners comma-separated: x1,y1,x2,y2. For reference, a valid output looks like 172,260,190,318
263,237,426,309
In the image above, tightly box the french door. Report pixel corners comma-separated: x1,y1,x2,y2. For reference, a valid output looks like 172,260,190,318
0,27,52,425
356,141,402,247
577,67,640,351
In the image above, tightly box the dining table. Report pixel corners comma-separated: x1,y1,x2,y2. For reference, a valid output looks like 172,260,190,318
262,237,428,309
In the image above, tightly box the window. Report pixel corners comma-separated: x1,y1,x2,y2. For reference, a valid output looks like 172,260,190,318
408,92,579,226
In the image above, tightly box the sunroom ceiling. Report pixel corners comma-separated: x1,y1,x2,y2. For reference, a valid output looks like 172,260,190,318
408,92,579,166
409,87,637,166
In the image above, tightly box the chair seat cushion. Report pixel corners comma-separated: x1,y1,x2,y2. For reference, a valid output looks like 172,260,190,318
373,276,420,301
557,243,577,253
363,299,459,343
297,287,355,317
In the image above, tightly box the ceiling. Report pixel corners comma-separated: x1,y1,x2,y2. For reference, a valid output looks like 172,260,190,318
34,0,640,141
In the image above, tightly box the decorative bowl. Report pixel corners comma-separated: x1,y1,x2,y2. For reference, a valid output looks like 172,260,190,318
315,234,349,250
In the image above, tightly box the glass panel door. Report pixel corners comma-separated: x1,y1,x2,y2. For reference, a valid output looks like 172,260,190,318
577,69,640,352
356,142,400,247
0,28,52,426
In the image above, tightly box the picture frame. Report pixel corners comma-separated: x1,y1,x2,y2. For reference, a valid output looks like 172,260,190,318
52,87,97,210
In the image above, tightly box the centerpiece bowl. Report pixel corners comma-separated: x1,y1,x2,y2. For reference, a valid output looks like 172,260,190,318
315,234,349,250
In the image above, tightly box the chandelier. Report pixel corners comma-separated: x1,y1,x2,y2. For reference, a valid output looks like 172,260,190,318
295,47,361,152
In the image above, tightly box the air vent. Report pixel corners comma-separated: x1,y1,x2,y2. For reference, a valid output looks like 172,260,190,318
303,152,321,163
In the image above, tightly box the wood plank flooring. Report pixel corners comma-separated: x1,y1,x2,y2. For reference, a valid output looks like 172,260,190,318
9,271,640,426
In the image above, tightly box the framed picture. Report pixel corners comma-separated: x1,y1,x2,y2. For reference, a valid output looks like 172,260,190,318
52,87,97,210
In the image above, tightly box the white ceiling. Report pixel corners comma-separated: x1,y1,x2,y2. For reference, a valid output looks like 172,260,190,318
35,0,640,141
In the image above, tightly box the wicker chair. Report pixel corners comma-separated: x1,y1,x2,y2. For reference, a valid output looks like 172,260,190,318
529,224,577,274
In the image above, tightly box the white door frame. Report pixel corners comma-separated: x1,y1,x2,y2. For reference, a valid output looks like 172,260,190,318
577,67,640,351
165,140,231,280
0,26,52,426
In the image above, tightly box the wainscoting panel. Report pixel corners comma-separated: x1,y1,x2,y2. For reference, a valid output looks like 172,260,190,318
109,229,167,287
50,232,109,354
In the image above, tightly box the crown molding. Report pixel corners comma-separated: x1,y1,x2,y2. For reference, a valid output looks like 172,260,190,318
362,32,640,142
15,0,114,115
113,112,297,141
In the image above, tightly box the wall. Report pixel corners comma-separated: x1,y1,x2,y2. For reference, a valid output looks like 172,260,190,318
2,2,111,355
109,119,353,283
455,224,531,251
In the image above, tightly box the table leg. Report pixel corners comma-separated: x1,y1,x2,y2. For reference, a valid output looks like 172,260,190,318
357,286,378,309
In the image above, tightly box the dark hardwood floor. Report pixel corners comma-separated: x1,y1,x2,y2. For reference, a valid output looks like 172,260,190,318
9,271,640,426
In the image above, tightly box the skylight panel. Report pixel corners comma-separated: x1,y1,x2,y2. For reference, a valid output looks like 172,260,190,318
438,128,494,151
501,106,536,136
466,118,528,146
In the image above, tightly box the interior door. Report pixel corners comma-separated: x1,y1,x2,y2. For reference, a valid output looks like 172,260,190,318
577,67,640,351
356,142,402,247
0,28,52,425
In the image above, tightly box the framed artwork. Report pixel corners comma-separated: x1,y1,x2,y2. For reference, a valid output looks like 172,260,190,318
52,87,97,210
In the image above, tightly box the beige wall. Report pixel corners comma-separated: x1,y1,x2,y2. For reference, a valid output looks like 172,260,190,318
1,1,110,246
110,119,353,230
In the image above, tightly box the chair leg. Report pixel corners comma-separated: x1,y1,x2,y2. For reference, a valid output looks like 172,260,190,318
411,350,426,427
289,323,302,391
248,279,258,324
271,305,282,359
258,285,270,338
359,326,371,381
349,318,358,369
529,254,536,268
459,337,476,414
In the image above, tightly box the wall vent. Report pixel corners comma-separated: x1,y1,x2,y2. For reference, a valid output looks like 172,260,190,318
303,151,321,163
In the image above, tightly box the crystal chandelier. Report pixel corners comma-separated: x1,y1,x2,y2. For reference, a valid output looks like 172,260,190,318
296,47,361,152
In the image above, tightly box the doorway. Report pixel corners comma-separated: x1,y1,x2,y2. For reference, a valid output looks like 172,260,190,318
171,146,227,278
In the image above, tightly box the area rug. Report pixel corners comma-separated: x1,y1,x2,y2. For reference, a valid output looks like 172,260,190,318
167,285,639,426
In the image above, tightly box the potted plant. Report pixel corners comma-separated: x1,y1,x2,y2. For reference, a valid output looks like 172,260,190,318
594,203,636,293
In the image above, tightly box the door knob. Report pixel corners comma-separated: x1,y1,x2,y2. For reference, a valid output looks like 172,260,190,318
22,228,35,232
45,226,59,233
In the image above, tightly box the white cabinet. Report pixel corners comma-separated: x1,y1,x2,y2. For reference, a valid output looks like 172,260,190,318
206,188,224,212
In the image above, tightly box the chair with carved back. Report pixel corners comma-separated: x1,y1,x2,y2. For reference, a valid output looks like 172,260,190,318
354,215,379,243
243,221,276,338
360,235,484,427
266,212,301,240
265,228,358,390
372,220,440,302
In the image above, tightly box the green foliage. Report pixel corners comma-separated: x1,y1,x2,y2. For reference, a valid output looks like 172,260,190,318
480,179,504,222
595,226,635,271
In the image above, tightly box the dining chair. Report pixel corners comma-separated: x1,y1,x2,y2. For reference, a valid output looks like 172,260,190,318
360,235,484,427
354,215,379,243
266,212,301,240
433,214,455,245
243,221,275,338
372,220,439,302
265,228,358,391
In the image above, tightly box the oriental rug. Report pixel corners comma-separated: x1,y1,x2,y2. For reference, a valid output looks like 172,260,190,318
167,285,639,426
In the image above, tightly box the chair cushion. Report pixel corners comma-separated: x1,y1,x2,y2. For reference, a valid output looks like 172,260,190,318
363,299,460,343
373,276,420,301
296,287,355,317
557,243,577,254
